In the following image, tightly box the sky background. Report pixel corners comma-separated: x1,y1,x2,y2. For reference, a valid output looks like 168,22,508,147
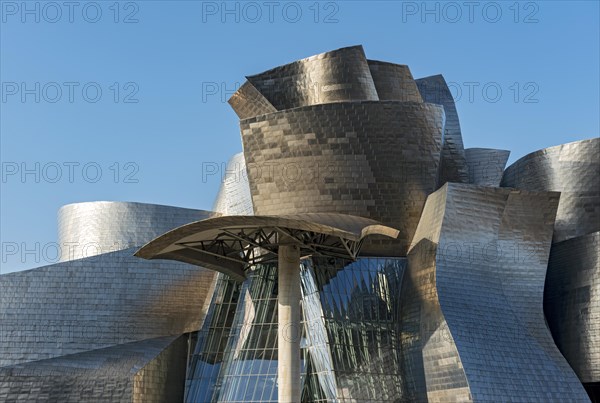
1,0,599,273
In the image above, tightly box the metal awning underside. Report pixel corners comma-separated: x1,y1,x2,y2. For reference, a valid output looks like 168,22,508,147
134,213,399,281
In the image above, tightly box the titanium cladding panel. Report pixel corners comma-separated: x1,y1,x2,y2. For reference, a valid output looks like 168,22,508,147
544,231,600,384
0,248,217,367
0,335,188,403
228,81,277,120
416,74,470,186
241,101,444,256
367,60,423,102
212,152,254,215
1,201,218,401
464,148,511,186
58,201,213,261
501,137,600,242
502,137,600,394
4,43,596,402
246,45,379,111
401,183,589,402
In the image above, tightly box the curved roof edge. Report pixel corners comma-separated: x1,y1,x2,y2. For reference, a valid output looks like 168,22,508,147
58,200,213,214
505,137,599,170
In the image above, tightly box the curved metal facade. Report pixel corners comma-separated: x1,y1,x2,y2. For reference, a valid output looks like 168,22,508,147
241,101,444,256
367,60,422,102
1,202,218,402
212,152,254,216
0,335,188,403
416,74,470,186
246,45,379,111
228,81,277,120
401,183,588,402
0,248,216,367
545,232,600,384
501,138,600,243
501,138,600,399
58,201,213,261
464,147,511,186
3,45,598,402
233,46,449,257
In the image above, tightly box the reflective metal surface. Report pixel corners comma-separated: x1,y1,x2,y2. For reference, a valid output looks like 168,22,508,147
212,153,254,216
501,137,600,243
501,138,600,400
240,101,444,256
231,46,448,256
0,248,216,367
246,45,379,111
545,232,600,384
1,203,218,402
58,201,213,261
416,74,470,186
0,335,188,403
402,183,589,402
3,45,598,402
464,147,510,186
228,82,277,120
367,60,422,102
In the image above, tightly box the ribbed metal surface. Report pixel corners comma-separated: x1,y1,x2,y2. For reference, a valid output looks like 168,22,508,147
58,201,213,261
501,138,600,243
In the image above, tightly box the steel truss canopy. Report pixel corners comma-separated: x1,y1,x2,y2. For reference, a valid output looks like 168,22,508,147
135,213,399,281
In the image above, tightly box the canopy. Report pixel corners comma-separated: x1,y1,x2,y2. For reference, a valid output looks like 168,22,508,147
134,213,399,281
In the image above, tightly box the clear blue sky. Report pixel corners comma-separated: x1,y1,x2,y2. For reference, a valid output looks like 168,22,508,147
1,1,599,273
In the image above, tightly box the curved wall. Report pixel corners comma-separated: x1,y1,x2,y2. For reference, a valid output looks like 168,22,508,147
401,183,589,401
246,45,379,111
0,335,188,403
228,81,277,120
0,248,217,367
241,101,444,256
367,60,422,102
58,201,214,261
212,153,254,216
416,75,469,186
464,147,510,186
544,231,600,384
501,138,600,242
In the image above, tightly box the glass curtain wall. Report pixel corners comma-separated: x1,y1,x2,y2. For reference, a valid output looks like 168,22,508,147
185,257,406,402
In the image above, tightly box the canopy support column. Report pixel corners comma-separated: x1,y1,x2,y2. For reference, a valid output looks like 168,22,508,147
277,244,301,403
